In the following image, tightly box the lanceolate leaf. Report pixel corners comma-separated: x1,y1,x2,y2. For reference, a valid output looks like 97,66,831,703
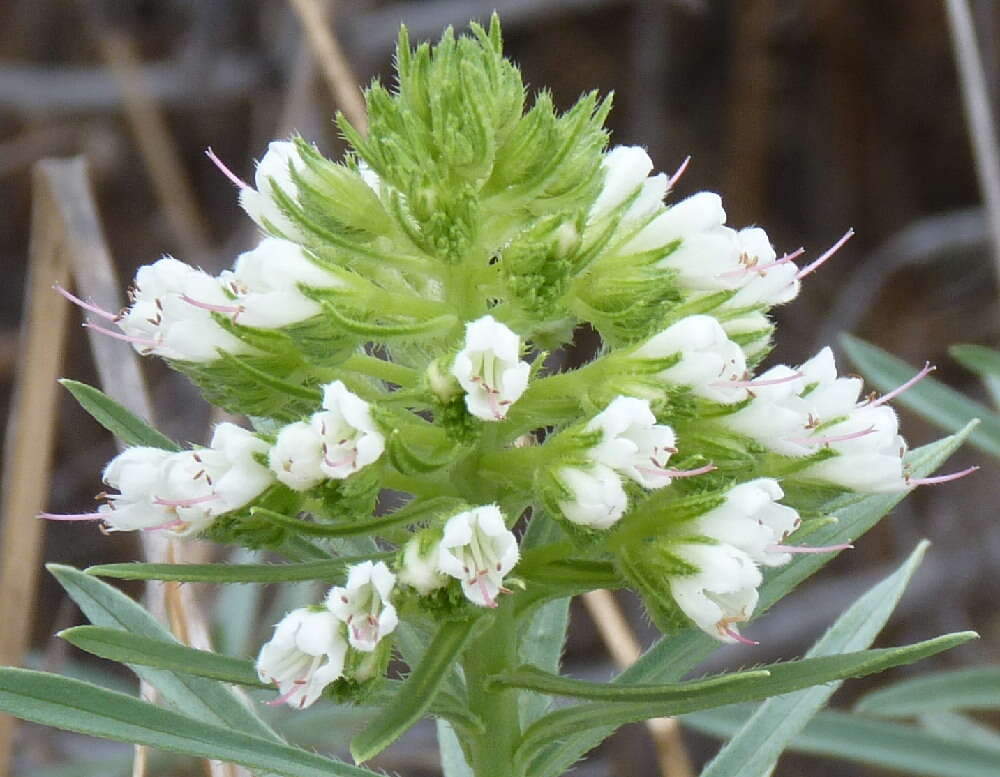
949,344,1000,380
511,633,972,771
841,335,1000,457
86,556,392,583
0,669,380,777
59,626,267,688
698,540,941,777
350,618,479,763
48,564,277,740
685,706,1000,777
855,666,1000,717
60,379,178,450
529,425,974,777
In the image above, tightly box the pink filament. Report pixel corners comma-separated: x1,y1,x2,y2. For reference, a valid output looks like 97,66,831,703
767,542,854,554
906,466,979,487
265,685,301,707
717,248,805,280
475,571,497,608
54,284,118,321
796,228,855,280
788,425,876,446
180,294,243,315
659,463,717,478
714,371,803,389
153,494,218,508
205,147,249,189
722,626,759,646
83,322,159,349
666,155,691,189
142,518,185,532
870,362,936,407
38,511,106,521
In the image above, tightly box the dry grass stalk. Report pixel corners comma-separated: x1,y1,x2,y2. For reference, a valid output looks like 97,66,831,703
582,589,694,777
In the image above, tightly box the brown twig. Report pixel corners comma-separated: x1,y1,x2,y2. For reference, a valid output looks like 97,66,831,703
581,590,693,777
288,0,369,133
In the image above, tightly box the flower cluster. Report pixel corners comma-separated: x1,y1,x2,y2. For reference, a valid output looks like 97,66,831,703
49,21,974,707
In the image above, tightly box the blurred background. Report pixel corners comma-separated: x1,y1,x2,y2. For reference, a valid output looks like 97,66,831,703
0,1,998,775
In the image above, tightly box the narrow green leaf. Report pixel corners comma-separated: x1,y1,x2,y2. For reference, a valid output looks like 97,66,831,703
48,564,277,740
437,719,475,777
59,626,267,688
86,556,390,583
512,632,971,770
698,540,938,777
60,379,178,450
841,334,1000,457
350,618,478,763
855,666,1000,716
950,344,1000,379
918,710,1000,751
0,668,379,777
518,559,623,590
251,496,462,538
685,706,1000,777
530,426,974,777
518,596,570,727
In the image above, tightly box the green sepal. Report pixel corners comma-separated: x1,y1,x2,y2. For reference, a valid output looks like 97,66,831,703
615,540,697,634
201,485,304,550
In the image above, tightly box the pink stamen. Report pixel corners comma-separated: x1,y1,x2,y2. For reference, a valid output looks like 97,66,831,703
54,284,119,321
659,463,717,478
722,626,759,646
788,425,876,446
323,452,357,471
870,362,936,407
717,248,805,280
38,511,106,521
142,518,185,532
906,466,979,487
180,294,243,316
796,228,854,280
666,155,691,189
152,494,219,508
83,322,159,349
265,685,300,707
475,571,497,609
767,542,854,554
205,147,249,190
486,391,504,421
712,371,803,389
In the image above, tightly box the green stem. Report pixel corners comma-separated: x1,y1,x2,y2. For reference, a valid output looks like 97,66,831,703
463,603,523,777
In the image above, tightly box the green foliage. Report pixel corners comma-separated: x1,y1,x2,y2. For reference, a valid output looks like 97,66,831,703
60,379,178,450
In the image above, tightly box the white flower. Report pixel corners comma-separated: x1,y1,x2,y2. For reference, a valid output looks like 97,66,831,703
798,404,907,493
634,315,748,404
268,421,325,491
797,346,864,421
669,542,762,644
693,479,801,567
326,561,398,652
256,608,347,709
438,505,519,607
397,533,449,595
202,423,275,512
623,191,728,258
452,316,531,421
97,447,178,531
218,238,344,328
117,257,248,363
590,145,661,222
722,227,800,309
239,141,306,238
587,396,679,489
557,464,630,530
311,381,384,479
719,364,813,456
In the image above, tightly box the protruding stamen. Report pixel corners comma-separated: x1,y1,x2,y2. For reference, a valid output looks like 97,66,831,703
475,570,497,608
83,322,159,349
659,463,717,478
180,294,243,316
666,155,691,189
152,494,219,508
54,285,119,321
870,362,936,407
787,425,876,446
205,147,249,190
722,626,759,646
906,466,979,487
717,248,805,280
796,228,854,280
712,371,803,389
38,511,105,521
265,685,301,707
767,542,853,554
